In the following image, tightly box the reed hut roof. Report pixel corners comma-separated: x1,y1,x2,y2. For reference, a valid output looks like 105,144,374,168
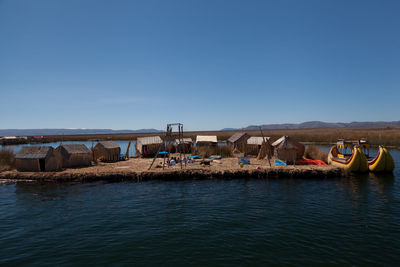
247,137,270,145
15,146,51,159
272,136,286,147
275,139,298,150
58,144,91,154
227,132,247,143
175,138,193,144
196,135,217,143
98,141,120,149
272,136,300,149
136,136,163,146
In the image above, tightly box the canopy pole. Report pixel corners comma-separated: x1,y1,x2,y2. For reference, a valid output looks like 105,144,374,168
259,127,271,167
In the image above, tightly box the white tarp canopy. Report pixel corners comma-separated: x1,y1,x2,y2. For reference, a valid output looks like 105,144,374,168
247,137,270,145
196,135,217,143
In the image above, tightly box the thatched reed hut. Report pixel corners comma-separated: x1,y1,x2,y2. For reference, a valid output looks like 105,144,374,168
175,138,193,153
272,136,305,164
56,144,91,168
196,135,218,147
245,137,271,156
93,141,121,162
227,132,249,152
135,136,163,158
15,146,62,172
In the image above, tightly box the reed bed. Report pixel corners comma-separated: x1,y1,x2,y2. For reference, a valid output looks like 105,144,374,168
20,126,400,147
305,145,328,163
0,149,15,171
262,127,400,147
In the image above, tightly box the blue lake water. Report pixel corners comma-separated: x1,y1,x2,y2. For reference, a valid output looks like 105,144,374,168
1,145,400,265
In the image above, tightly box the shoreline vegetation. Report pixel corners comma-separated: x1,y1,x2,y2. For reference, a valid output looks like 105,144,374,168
3,126,398,148
0,157,344,183
305,145,328,163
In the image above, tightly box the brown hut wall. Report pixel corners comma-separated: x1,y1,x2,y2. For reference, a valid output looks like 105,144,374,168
93,145,120,162
57,147,68,159
234,138,248,152
177,143,192,153
135,142,162,158
276,149,297,164
134,142,141,157
196,142,217,147
245,144,261,156
16,159,40,172
93,146,104,161
45,151,62,171
62,154,91,168
57,147,90,168
166,144,176,153
145,144,161,157
227,134,249,152
275,146,304,160
106,148,120,162
296,145,305,159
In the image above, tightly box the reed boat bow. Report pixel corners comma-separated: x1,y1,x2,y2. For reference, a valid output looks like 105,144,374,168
368,146,395,172
328,146,368,172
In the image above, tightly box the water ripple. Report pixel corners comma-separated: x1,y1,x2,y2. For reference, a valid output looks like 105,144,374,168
0,148,400,265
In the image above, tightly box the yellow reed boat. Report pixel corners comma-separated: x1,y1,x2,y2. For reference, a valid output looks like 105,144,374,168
328,139,368,172
367,146,395,172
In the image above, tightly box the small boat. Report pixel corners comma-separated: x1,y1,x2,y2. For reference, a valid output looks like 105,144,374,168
368,146,395,172
328,139,368,172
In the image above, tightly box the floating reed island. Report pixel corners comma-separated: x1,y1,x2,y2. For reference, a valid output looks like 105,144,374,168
0,132,348,183
0,157,344,183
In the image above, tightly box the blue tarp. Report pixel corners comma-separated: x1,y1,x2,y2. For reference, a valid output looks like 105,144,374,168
238,157,250,165
274,159,287,166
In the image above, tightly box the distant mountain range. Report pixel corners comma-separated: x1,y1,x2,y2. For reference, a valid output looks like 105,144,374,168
1,120,399,136
221,121,400,131
0,128,162,136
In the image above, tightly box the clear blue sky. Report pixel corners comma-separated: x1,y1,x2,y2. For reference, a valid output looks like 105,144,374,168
1,0,399,131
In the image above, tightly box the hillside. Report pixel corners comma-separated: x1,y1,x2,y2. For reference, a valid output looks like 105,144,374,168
222,121,400,131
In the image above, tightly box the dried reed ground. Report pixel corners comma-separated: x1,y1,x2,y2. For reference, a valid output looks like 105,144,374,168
0,155,341,183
